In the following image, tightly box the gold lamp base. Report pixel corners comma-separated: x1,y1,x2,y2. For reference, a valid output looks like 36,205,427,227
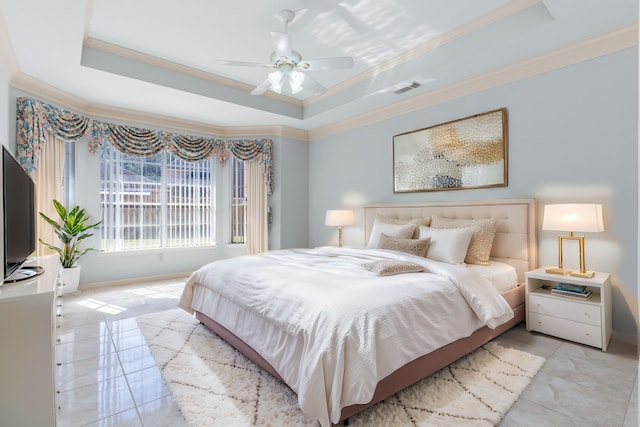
545,267,571,275
549,232,595,278
569,270,595,279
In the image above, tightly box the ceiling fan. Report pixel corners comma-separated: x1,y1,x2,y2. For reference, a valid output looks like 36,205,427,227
217,9,354,96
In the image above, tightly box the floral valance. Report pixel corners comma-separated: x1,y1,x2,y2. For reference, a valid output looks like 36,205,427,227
16,97,273,194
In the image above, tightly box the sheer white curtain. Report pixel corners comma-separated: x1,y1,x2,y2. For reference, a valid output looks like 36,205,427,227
246,160,268,254
33,134,65,256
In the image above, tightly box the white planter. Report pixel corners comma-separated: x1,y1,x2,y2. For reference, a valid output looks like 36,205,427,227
59,265,81,294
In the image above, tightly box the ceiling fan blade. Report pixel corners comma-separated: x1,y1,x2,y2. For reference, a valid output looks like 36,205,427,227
250,78,273,95
271,31,292,59
217,60,273,68
298,56,354,71
300,73,327,96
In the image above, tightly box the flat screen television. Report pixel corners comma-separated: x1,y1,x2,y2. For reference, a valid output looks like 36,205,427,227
3,146,37,281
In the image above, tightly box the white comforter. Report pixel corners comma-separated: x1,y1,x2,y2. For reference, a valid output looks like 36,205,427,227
179,247,513,426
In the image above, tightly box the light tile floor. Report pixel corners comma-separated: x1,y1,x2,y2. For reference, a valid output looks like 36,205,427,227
55,279,638,427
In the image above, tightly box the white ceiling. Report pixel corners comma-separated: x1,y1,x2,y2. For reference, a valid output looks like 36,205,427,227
0,0,637,132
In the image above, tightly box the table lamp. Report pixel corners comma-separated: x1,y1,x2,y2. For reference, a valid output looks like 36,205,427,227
325,210,354,247
542,204,604,278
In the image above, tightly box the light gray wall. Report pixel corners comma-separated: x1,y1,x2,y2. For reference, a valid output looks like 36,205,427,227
308,48,638,339
0,66,9,149
0,63,8,285
275,137,309,249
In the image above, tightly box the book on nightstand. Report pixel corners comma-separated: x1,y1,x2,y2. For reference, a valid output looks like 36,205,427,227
551,283,593,300
553,282,587,293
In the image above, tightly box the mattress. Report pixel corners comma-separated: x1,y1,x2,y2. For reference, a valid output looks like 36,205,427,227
468,261,519,293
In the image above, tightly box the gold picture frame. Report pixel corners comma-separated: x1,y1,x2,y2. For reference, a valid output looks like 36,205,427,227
393,108,508,193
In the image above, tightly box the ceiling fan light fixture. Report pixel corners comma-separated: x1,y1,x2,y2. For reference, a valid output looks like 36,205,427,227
289,70,305,94
219,9,353,97
268,70,283,94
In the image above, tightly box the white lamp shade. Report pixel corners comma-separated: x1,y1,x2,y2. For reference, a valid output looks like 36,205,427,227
325,210,355,226
542,204,604,232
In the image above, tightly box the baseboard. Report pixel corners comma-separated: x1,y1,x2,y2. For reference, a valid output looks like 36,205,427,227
612,330,638,346
80,271,191,291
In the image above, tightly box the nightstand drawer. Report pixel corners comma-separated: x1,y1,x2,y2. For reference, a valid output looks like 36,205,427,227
528,294,601,327
529,312,602,348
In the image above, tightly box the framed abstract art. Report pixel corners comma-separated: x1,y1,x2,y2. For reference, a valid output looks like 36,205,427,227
393,108,507,193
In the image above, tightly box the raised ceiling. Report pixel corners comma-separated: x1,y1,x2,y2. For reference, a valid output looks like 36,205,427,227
0,0,637,136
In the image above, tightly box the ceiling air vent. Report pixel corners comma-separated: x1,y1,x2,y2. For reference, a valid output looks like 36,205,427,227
393,81,422,95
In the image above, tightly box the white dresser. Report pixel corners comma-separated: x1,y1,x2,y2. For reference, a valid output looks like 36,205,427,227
0,255,59,426
525,267,612,351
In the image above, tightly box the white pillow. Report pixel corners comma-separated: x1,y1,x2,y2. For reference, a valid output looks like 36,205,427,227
430,215,498,265
367,219,416,248
417,226,474,264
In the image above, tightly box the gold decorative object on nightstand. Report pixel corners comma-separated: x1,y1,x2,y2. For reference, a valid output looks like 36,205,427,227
542,204,604,278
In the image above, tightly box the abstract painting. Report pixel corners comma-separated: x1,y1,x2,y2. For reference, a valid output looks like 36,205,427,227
393,108,507,193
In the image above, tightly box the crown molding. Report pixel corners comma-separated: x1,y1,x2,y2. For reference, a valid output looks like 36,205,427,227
303,0,541,107
83,37,303,108
11,73,90,112
3,18,636,144
219,125,309,140
308,22,639,141
10,72,308,141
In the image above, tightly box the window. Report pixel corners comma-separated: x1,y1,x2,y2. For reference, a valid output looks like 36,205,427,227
230,157,247,243
100,143,215,251
64,141,75,208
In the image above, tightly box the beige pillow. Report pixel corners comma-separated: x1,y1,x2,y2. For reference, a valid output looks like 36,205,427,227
367,217,416,248
363,259,425,276
377,233,430,257
376,215,431,239
430,215,498,265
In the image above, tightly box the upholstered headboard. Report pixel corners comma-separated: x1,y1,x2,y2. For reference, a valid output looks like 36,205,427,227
363,199,537,284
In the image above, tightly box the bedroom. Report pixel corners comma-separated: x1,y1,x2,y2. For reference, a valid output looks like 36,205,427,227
0,0,637,426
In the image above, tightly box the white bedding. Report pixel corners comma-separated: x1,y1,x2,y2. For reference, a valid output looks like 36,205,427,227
179,247,514,427
468,261,519,293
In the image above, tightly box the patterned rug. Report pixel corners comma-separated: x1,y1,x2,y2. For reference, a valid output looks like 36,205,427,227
136,309,545,427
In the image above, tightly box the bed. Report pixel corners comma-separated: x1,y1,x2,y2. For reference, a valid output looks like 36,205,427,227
179,198,537,426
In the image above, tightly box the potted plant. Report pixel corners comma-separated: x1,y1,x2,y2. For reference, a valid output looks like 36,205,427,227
39,200,101,294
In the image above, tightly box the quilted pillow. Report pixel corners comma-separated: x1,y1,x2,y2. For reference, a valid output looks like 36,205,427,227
417,226,474,265
430,215,498,265
367,217,416,248
363,259,425,276
377,233,430,257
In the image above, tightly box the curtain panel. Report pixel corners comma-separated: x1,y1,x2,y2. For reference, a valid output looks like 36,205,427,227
15,97,273,194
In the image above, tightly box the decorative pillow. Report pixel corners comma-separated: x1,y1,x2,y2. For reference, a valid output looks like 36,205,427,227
363,259,425,276
376,215,431,239
417,226,474,265
430,215,498,265
367,217,416,248
377,233,430,257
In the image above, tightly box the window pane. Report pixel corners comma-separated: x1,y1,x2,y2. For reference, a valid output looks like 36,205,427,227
230,157,246,243
166,152,214,247
100,143,214,251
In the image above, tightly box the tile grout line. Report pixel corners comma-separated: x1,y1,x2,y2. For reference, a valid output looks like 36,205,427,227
108,313,146,426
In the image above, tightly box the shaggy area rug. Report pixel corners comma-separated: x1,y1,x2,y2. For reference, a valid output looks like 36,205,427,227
136,309,545,427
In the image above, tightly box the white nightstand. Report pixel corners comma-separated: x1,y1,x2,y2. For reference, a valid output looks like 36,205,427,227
525,267,612,351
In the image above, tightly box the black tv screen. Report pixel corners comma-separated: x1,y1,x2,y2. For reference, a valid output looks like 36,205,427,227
3,146,36,280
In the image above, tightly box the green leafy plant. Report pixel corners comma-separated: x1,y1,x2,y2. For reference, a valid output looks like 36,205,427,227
39,200,102,268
